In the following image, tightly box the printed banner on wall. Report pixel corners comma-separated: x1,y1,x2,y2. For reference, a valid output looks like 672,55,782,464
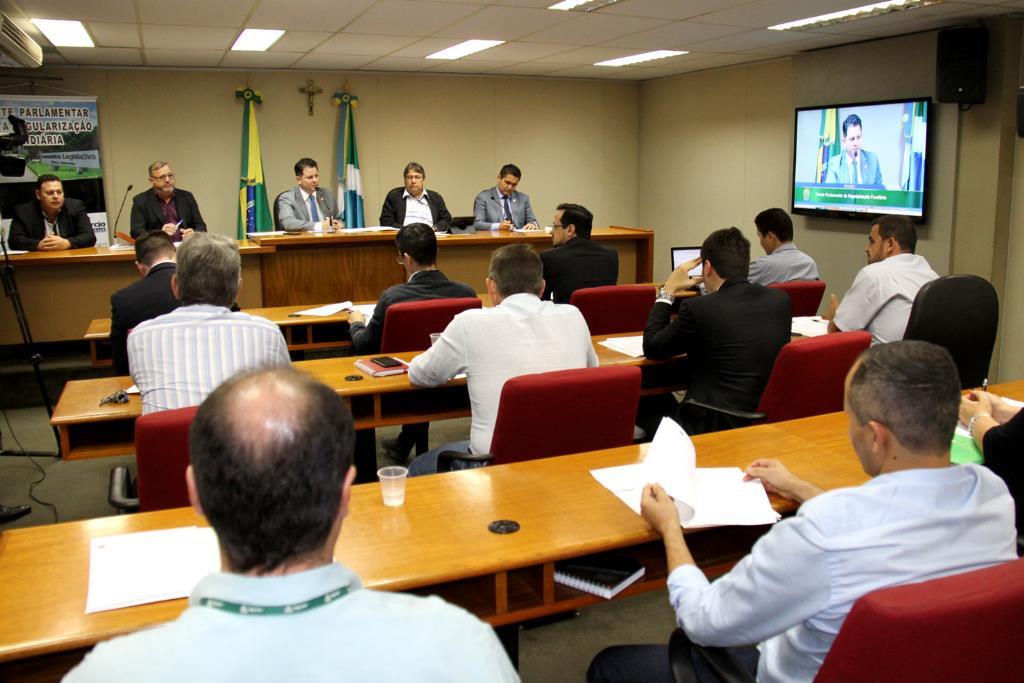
0,95,109,248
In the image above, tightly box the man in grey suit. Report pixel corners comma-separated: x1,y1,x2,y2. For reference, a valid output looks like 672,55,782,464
472,164,539,232
826,114,883,186
276,158,341,232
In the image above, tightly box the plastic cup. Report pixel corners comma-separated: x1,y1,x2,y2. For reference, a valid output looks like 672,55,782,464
429,333,441,346
377,466,408,507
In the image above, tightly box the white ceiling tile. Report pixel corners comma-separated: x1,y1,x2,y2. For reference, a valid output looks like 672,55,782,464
546,64,638,79
532,46,645,65
144,48,225,67
477,41,576,61
602,20,747,50
687,29,814,52
86,22,140,48
315,33,419,56
290,53,376,70
55,47,143,65
141,25,237,50
424,59,516,73
433,6,571,40
519,12,663,45
247,0,377,32
343,1,483,36
17,0,135,23
492,0,554,7
806,2,988,35
359,56,434,71
42,52,68,64
491,62,581,75
690,0,888,29
601,0,753,21
220,51,305,68
270,31,334,53
391,37,474,58
136,0,252,27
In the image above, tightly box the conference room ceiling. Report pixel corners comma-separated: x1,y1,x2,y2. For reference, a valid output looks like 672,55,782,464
8,0,1023,80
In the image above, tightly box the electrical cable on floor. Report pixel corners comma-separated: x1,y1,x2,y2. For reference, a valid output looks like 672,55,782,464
2,409,58,524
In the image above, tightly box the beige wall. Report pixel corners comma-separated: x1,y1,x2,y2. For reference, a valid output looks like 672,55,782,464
9,68,639,237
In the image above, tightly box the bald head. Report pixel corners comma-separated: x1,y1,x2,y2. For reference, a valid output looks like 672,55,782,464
189,368,355,573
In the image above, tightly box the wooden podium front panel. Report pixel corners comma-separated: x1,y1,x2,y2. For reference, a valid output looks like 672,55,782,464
261,241,403,305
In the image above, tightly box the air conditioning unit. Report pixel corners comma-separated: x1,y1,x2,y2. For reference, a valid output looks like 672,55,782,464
0,14,42,68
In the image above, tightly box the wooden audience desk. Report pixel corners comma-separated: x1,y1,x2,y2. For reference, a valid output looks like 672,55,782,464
0,408,870,680
50,333,682,460
251,226,654,306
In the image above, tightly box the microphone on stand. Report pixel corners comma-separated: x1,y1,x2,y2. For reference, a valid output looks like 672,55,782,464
315,188,334,232
112,184,133,243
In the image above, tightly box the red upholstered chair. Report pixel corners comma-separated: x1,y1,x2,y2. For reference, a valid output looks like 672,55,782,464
569,285,656,335
108,406,198,513
440,366,641,470
379,297,482,353
815,558,1024,682
767,280,826,316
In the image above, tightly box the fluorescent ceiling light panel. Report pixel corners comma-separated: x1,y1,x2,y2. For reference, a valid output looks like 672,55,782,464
426,39,504,60
231,29,285,51
768,0,940,31
595,50,686,67
31,19,93,48
549,0,621,10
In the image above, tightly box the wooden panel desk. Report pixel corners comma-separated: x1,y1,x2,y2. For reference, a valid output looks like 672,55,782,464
0,408,871,680
252,226,653,305
50,333,682,460
0,242,271,345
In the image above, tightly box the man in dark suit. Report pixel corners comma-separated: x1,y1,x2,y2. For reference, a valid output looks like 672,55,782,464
644,227,791,435
540,203,618,304
379,162,452,232
109,231,180,375
347,223,476,461
129,161,207,239
7,174,96,251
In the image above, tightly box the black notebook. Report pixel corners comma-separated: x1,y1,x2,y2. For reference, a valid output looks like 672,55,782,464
554,556,645,600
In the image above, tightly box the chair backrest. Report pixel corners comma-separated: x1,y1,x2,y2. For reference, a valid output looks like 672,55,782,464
903,274,998,388
380,297,482,353
569,285,656,336
815,558,1024,682
489,366,641,465
134,405,198,512
766,280,826,317
272,191,288,230
757,331,871,423
450,215,474,231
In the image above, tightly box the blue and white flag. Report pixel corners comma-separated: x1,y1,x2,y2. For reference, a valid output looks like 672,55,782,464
333,92,364,228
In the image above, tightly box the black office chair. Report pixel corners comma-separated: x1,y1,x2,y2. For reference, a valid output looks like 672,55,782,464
272,191,288,230
449,215,475,234
903,274,998,388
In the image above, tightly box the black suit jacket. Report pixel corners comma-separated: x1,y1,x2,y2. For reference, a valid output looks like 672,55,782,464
109,262,180,375
7,198,96,251
129,188,207,238
982,409,1024,533
349,269,476,354
540,237,619,304
379,187,452,232
643,279,791,434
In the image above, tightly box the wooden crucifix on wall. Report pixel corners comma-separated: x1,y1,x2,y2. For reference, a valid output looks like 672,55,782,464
299,79,322,116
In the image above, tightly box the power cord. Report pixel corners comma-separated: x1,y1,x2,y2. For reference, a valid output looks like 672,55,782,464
2,409,58,523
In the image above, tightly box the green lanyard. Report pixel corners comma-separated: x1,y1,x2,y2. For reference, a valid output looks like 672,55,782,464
198,585,350,616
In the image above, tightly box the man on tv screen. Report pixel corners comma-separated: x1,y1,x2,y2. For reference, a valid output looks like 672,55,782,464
826,114,883,186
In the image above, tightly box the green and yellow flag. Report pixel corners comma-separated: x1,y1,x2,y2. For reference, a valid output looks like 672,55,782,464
236,87,272,238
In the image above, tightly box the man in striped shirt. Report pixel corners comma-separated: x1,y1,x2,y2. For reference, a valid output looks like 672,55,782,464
128,233,290,414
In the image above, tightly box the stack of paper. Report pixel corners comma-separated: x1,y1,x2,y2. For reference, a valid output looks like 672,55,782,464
86,527,220,613
292,301,353,317
598,336,645,358
590,418,780,528
791,316,829,337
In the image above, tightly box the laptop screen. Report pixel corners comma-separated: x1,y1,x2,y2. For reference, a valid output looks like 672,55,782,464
670,247,703,277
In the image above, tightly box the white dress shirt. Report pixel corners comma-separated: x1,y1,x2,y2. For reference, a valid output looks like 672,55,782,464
408,293,598,454
834,252,938,344
403,189,434,226
668,464,1016,683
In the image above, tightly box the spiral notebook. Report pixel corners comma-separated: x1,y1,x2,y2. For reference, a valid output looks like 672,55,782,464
554,556,645,600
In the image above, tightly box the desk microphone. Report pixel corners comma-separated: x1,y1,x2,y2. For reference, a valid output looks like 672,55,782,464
315,188,334,231
112,184,133,238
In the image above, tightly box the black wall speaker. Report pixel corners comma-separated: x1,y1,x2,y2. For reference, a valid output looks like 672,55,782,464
936,27,988,104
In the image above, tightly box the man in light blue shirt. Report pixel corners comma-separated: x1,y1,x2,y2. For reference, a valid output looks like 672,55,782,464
66,368,519,683
747,208,819,286
588,341,1016,683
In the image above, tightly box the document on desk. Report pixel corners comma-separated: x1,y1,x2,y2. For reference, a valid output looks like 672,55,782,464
791,316,829,337
85,526,220,613
590,418,780,528
952,397,1023,465
293,301,354,317
598,336,645,358
350,303,376,321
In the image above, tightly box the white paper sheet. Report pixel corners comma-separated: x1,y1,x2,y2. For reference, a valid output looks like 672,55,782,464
107,243,135,251
85,526,220,613
590,418,780,528
598,336,645,358
126,384,139,394
292,301,353,317
791,316,829,337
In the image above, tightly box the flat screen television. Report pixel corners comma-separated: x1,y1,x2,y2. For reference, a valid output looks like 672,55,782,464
792,97,930,222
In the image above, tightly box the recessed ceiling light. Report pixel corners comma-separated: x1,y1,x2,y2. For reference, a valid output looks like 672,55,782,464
549,0,621,11
231,29,285,52
30,19,93,48
595,50,686,67
426,40,504,60
768,0,940,31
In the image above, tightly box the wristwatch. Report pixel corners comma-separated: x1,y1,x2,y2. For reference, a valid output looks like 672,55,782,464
656,286,674,304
